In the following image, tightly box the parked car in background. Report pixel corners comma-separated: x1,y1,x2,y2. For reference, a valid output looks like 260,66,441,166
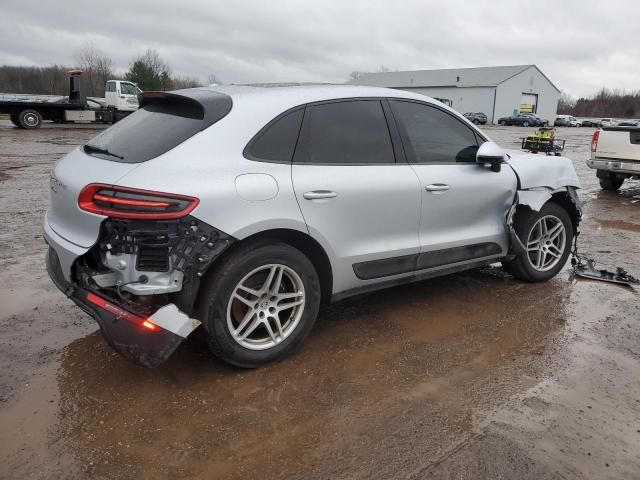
522,113,550,126
463,112,487,125
588,125,640,190
44,85,582,368
554,115,571,127
498,113,542,127
581,119,601,127
601,118,618,127
568,117,582,127
617,119,639,127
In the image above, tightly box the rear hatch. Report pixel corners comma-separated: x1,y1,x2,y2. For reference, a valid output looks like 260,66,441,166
597,127,640,162
46,89,233,248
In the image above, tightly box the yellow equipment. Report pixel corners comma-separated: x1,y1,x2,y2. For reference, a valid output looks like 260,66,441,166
521,127,565,155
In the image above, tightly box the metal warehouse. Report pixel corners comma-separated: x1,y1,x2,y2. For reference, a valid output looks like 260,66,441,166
350,64,560,124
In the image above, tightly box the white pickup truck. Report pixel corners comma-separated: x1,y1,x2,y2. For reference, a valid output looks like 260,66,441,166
587,127,640,190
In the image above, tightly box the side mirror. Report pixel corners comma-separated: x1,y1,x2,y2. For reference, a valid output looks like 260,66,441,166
476,141,505,172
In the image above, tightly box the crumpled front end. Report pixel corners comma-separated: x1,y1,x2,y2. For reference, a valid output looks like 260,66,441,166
45,214,234,368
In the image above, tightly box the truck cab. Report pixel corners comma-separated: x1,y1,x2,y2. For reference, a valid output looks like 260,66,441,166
105,80,142,112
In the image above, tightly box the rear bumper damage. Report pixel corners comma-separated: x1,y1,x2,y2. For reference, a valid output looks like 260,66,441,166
46,246,200,367
44,214,234,367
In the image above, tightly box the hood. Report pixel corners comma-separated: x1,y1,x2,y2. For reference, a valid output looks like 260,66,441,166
504,149,581,190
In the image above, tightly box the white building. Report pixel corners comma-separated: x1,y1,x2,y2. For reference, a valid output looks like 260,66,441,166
349,65,560,124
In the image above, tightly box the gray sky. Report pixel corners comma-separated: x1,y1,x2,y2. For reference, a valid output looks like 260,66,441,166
1,0,638,97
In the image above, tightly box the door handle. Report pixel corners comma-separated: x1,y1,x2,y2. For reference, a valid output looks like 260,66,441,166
303,190,338,200
425,184,450,192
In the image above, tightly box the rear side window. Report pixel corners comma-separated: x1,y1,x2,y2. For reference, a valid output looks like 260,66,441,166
84,92,231,163
390,100,479,163
294,100,395,164
246,108,304,162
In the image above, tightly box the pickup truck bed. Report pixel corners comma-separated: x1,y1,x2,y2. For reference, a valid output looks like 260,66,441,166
587,126,640,190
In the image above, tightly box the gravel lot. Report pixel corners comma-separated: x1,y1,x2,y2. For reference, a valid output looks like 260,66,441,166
0,121,639,479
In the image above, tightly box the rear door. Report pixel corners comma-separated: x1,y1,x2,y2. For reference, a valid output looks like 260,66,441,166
292,99,421,294
388,99,517,272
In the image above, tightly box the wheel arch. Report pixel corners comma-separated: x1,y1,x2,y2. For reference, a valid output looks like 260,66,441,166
515,187,582,234
549,190,582,234
189,228,333,313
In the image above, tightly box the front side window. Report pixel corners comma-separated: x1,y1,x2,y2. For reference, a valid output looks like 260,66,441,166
389,100,479,163
120,83,140,95
294,100,395,164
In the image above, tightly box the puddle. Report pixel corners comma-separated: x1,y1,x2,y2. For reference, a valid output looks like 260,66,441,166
594,219,640,233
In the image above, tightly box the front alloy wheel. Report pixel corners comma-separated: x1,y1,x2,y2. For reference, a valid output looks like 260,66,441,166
502,201,574,282
526,215,567,272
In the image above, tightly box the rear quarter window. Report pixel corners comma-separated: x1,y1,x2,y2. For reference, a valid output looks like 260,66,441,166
245,108,304,162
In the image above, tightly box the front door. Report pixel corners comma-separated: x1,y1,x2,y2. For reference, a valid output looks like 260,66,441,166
292,99,422,294
118,82,141,111
388,99,517,272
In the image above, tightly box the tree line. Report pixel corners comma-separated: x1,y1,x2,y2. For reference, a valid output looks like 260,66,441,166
558,89,640,119
0,45,213,97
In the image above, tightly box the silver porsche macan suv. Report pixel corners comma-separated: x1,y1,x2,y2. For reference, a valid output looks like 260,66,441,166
44,85,582,368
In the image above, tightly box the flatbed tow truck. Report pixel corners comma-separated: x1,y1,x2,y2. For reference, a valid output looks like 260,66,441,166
0,70,141,129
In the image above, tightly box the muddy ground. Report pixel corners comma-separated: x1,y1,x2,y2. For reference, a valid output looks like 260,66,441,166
0,121,638,479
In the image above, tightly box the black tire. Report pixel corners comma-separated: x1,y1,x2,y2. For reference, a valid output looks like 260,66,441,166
499,120,507,126
17,109,42,129
522,121,530,127
199,241,321,368
599,175,624,191
502,202,574,282
473,119,480,125
9,115,20,127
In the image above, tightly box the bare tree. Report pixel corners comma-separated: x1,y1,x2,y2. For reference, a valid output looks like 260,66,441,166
557,91,576,114
207,73,221,85
171,76,203,89
74,43,114,96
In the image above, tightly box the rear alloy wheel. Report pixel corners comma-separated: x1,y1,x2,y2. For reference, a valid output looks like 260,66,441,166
227,264,306,351
599,175,624,191
499,120,507,126
522,121,530,127
502,202,573,282
17,109,42,129
201,241,321,367
473,119,480,125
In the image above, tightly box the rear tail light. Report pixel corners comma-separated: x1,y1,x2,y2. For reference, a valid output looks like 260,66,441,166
87,292,159,331
591,130,600,153
79,184,199,219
